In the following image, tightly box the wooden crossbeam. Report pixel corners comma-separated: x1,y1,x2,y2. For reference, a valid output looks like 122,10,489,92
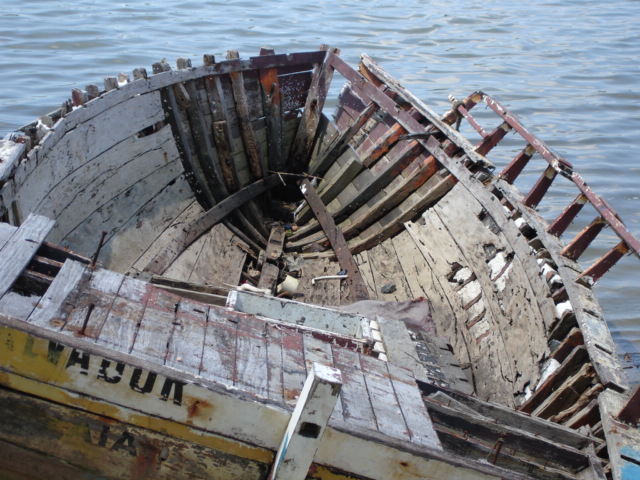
299,179,369,301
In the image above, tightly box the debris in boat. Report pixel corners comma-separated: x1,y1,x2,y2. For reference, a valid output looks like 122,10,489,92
277,275,299,296
231,283,272,295
381,283,397,294
311,274,348,285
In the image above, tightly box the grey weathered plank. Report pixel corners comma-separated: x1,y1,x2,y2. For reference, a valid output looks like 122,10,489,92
234,315,268,396
0,223,16,251
95,275,150,353
331,348,376,430
303,333,344,421
360,354,411,441
0,214,55,298
0,140,26,184
265,322,284,402
281,328,307,406
199,306,237,386
63,268,124,338
165,299,208,376
0,291,40,320
27,259,88,330
130,288,181,363
386,363,441,449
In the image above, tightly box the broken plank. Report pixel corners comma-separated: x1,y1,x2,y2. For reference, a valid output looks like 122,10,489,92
258,47,286,172
0,214,55,298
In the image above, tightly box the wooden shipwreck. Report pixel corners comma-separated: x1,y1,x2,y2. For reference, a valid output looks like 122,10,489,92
0,46,639,479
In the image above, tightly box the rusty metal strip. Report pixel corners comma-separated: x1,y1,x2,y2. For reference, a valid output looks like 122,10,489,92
483,94,573,171
571,171,640,258
299,179,369,301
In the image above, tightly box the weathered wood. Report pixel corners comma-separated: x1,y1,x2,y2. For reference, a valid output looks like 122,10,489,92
227,50,264,180
131,288,182,363
424,397,589,471
27,259,88,330
270,363,342,480
0,140,26,185
0,214,55,298
63,268,124,338
259,48,286,172
200,306,238,386
96,275,151,352
0,291,40,320
299,178,369,301
144,175,280,275
331,348,377,430
289,46,338,173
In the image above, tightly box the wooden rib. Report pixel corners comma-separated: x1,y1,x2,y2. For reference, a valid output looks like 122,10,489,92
258,225,286,292
548,194,588,237
361,122,407,168
309,101,378,177
560,217,607,261
578,241,630,284
474,121,511,156
183,80,229,202
227,50,264,180
144,175,281,275
523,164,558,209
532,363,596,419
289,46,339,173
499,145,536,184
258,47,286,172
299,178,369,301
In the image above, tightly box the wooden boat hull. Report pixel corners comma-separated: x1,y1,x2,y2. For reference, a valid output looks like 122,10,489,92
1,47,639,479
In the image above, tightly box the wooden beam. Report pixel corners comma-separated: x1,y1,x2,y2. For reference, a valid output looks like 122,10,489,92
259,47,287,172
269,363,342,480
289,46,339,173
299,179,369,301
227,50,264,180
144,175,281,275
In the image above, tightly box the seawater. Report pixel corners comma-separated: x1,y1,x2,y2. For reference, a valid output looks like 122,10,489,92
1,0,639,362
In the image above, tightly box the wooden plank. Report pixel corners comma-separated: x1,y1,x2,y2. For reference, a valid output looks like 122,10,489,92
227,50,264,181
0,140,26,185
289,46,337,173
360,354,411,441
165,299,208,376
0,214,55,298
95,275,151,353
0,222,16,249
331,348,377,430
200,306,238,386
265,322,284,402
270,363,342,480
62,268,124,338
27,259,88,330
424,398,589,471
387,363,441,449
130,288,182,364
281,328,307,406
144,175,280,275
300,178,369,301
258,47,286,172
234,314,268,396
0,291,40,320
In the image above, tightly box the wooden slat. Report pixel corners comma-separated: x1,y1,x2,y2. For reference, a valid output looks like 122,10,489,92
299,178,369,301
165,299,208,376
130,288,182,363
258,47,286,172
281,328,307,406
0,222,16,249
289,46,338,173
144,175,281,274
63,268,124,338
96,275,151,353
27,260,88,330
227,50,264,181
0,214,55,298
234,314,268,396
200,306,238,386
331,348,376,430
